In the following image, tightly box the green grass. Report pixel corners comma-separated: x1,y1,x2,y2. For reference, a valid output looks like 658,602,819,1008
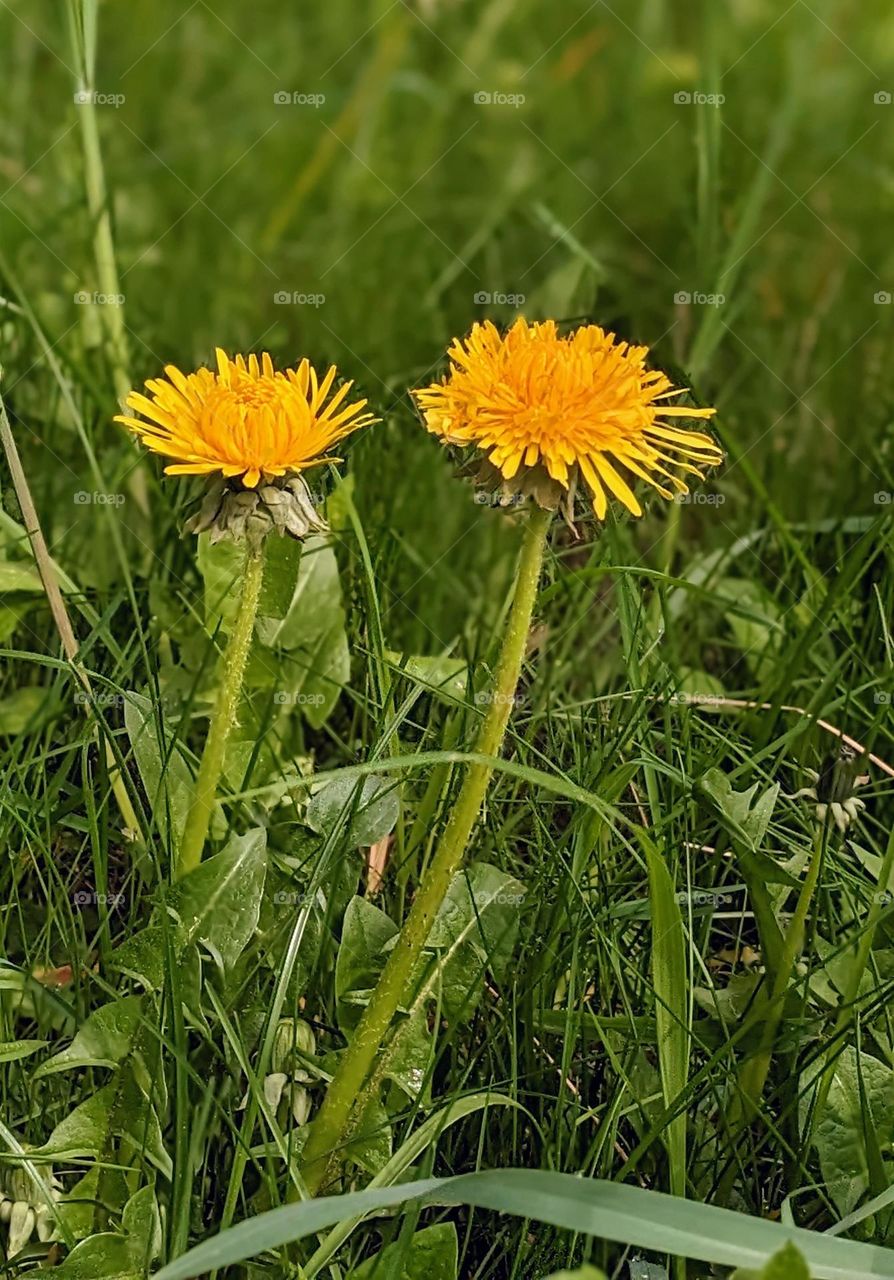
0,0,893,1276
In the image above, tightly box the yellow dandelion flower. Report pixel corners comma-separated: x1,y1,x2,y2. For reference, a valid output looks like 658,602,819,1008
116,348,377,490
412,319,722,519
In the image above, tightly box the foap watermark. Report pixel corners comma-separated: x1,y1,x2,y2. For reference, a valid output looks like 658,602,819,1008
473,90,526,108
674,90,725,107
475,690,525,708
74,690,125,708
675,890,733,908
874,91,892,105
273,691,326,706
674,291,725,307
473,491,525,508
75,490,125,506
74,89,125,108
474,291,525,307
273,291,325,307
874,291,892,305
874,491,892,505
73,889,125,908
674,491,725,506
669,691,726,707
874,691,892,704
273,91,325,107
273,889,314,906
75,290,125,307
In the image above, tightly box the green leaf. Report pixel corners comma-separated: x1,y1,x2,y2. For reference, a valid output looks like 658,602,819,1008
349,1223,458,1279
34,996,142,1078
425,863,526,1020
335,897,398,1022
50,1184,162,1279
35,1075,170,1177
153,1169,894,1280
124,691,193,854
196,534,243,636
45,1233,140,1280
168,827,268,971
383,864,525,1098
806,1047,894,1216
699,768,780,852
0,1038,48,1063
254,533,350,727
111,926,166,991
732,1241,811,1278
307,774,400,848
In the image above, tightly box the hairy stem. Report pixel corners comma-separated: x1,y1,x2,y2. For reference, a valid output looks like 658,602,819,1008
177,541,264,880
300,505,552,1194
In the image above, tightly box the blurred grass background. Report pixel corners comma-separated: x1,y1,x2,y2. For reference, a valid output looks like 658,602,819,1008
2,0,894,638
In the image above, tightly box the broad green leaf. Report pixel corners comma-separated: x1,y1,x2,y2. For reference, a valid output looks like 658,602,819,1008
258,535,302,621
36,1073,170,1177
335,897,398,1020
49,1184,162,1279
425,863,526,1020
732,1241,811,1278
699,768,780,852
384,864,525,1097
154,1169,894,1280
35,996,142,1078
44,1232,139,1280
349,1223,458,1279
124,691,193,854
0,1038,48,1063
307,774,400,848
806,1047,894,1216
254,534,350,727
112,926,166,991
168,827,267,971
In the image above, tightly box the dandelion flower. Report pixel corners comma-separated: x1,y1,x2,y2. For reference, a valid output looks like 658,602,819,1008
116,348,377,490
412,319,722,520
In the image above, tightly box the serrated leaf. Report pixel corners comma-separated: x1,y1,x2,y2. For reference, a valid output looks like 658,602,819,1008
700,768,780,852
35,996,142,1078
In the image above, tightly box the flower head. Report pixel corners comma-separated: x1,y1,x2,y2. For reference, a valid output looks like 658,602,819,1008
412,319,721,519
116,348,377,489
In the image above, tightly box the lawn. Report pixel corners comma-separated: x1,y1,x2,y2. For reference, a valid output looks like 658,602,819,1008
0,0,893,1277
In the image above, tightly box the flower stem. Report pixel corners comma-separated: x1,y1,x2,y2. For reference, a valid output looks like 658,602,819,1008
177,541,265,880
300,505,552,1194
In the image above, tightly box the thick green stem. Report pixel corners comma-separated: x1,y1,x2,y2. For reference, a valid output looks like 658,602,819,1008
177,542,264,880
300,506,551,1194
